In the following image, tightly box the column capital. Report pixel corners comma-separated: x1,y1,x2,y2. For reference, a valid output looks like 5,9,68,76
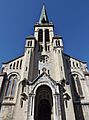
29,93,36,97
52,93,60,96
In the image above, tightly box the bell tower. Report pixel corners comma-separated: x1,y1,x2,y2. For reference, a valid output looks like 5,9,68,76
34,5,54,52
33,5,65,80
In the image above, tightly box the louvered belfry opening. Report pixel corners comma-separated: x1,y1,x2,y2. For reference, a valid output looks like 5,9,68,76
45,29,49,42
38,29,43,42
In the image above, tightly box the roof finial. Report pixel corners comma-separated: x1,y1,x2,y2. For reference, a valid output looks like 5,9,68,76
39,4,49,24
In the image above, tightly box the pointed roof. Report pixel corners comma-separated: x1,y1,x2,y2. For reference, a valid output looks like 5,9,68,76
39,5,49,24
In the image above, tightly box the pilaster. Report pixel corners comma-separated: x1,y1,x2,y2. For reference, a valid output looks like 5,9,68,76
53,94,62,120
27,94,35,120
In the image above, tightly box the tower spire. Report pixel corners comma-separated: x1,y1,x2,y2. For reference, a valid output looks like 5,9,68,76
39,5,49,24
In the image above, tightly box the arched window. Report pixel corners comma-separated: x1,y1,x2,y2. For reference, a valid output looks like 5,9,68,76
28,41,32,47
45,29,49,42
10,64,12,69
5,74,17,98
20,59,22,69
56,40,60,46
38,29,43,42
76,75,83,96
73,62,75,67
72,74,83,97
16,61,19,69
13,62,16,69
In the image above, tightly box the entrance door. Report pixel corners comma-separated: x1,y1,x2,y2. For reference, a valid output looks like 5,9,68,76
38,99,51,120
34,85,53,120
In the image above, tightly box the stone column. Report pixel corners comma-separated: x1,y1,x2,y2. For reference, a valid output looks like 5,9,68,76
57,94,62,119
27,94,35,120
53,94,61,120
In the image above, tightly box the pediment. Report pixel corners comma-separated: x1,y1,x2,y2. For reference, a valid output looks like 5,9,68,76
29,72,56,85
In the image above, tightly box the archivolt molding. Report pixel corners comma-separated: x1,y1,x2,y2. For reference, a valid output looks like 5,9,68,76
69,70,85,80
31,81,57,95
7,72,21,81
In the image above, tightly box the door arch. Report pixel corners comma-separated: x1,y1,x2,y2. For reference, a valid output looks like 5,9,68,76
34,85,53,120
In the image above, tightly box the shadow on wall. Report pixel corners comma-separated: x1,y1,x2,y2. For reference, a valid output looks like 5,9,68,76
63,54,85,120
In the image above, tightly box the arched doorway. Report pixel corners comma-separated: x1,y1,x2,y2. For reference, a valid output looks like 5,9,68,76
34,85,53,120
38,99,51,120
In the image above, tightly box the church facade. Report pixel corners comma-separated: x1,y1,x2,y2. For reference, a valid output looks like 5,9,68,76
0,5,89,120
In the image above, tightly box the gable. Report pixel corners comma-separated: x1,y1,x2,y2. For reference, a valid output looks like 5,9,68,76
29,72,56,85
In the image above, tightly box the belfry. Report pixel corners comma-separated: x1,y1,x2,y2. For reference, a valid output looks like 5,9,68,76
0,5,89,120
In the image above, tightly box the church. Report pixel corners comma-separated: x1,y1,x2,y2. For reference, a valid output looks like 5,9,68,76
0,5,89,120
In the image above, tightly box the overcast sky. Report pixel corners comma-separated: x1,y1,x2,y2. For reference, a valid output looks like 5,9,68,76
0,0,89,68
